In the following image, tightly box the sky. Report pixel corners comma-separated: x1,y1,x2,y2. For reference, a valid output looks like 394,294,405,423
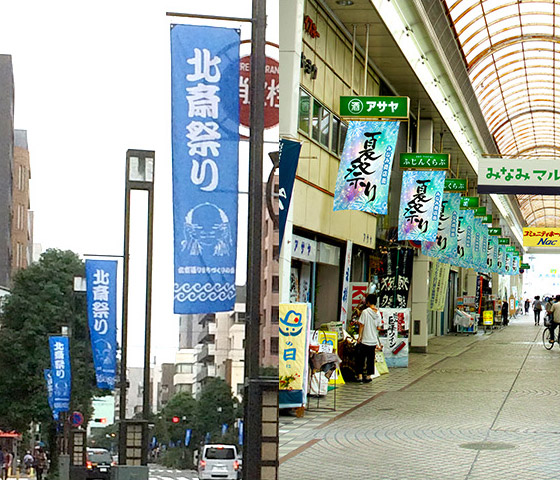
0,0,279,367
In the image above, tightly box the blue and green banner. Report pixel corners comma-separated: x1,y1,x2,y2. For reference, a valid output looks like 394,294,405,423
398,170,446,241
333,121,401,214
86,259,118,390
422,192,459,260
512,255,520,276
171,24,239,313
505,252,512,275
455,210,474,268
49,336,71,412
497,245,506,274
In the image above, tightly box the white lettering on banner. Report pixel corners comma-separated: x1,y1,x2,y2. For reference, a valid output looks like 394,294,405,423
190,159,219,192
266,79,279,107
186,48,222,82
239,77,250,105
186,84,221,118
93,269,110,285
92,285,109,301
186,121,221,156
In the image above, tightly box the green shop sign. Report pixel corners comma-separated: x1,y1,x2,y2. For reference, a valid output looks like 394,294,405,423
482,215,493,224
474,207,487,217
444,178,468,192
506,246,516,253
520,263,530,269
499,238,510,245
460,197,479,209
340,96,410,118
488,227,502,235
399,153,449,170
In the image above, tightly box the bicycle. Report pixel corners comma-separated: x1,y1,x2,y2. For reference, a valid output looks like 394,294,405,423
543,325,559,350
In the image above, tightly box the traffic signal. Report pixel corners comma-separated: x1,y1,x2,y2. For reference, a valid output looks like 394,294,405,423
171,416,180,424
93,418,107,424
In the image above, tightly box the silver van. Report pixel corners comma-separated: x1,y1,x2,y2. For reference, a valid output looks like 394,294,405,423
198,444,240,480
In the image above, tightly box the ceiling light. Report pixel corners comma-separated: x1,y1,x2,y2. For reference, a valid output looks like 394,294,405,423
336,0,354,5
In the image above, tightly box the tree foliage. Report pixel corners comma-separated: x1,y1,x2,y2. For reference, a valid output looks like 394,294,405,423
0,249,102,431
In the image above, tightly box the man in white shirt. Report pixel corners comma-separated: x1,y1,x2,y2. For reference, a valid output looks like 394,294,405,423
356,294,383,383
548,295,560,344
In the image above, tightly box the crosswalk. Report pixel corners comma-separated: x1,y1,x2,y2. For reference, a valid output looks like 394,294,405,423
148,466,199,480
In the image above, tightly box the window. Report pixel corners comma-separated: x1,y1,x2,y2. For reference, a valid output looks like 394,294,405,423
272,245,279,259
339,122,348,155
271,337,279,355
312,100,331,147
332,116,340,153
271,306,279,324
298,89,311,133
175,363,193,374
176,383,192,394
272,275,279,293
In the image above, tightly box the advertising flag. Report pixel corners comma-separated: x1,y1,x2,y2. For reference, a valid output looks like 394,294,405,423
505,252,512,275
44,369,58,420
512,255,520,276
86,259,118,390
491,236,500,273
422,192,459,260
333,121,401,214
398,170,446,241
454,209,474,268
171,24,240,314
279,139,302,249
49,336,71,412
497,245,506,274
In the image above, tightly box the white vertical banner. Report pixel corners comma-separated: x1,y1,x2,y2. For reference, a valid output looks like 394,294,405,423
339,240,353,329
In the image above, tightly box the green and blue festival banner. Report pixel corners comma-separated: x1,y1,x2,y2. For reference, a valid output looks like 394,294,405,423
86,259,117,390
171,24,239,313
512,255,520,276
49,336,71,413
398,170,446,241
473,218,482,271
505,251,512,275
491,236,500,273
333,121,401,214
279,139,302,249
422,192,459,260
486,236,495,272
480,224,489,272
455,209,474,268
44,369,57,420
497,245,506,274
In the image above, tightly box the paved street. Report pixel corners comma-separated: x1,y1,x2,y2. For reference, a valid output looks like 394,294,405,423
279,313,560,479
149,465,199,480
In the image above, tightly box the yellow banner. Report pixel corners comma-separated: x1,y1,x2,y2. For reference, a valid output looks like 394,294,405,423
483,310,493,326
279,304,309,392
313,330,345,385
523,228,560,247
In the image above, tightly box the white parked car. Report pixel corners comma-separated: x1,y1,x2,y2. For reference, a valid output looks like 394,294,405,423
198,444,240,480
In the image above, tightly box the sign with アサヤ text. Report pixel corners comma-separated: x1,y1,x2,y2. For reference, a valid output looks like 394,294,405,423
523,228,560,247
478,158,560,195
340,96,409,118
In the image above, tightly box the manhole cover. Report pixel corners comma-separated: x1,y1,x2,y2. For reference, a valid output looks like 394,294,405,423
460,442,516,451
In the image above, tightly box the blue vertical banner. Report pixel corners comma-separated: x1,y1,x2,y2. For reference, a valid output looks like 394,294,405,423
497,245,506,274
238,420,244,446
333,121,401,214
185,429,192,447
49,336,71,412
398,170,446,241
86,259,117,390
44,369,58,420
422,192,459,260
171,24,240,314
491,236,500,273
279,139,302,249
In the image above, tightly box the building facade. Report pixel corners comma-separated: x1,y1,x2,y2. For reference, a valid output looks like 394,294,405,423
12,129,31,273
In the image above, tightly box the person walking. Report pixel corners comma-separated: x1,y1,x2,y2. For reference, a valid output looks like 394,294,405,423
23,451,34,475
355,294,383,383
33,447,47,480
524,298,530,314
501,300,509,326
533,295,543,326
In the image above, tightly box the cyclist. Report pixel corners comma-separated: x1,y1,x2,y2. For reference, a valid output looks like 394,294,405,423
548,295,560,344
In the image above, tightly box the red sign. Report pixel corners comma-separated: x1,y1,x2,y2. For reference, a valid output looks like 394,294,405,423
303,15,320,38
239,56,279,129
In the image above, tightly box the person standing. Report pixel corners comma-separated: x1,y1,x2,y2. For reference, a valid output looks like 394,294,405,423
23,451,34,475
33,447,47,480
356,294,383,383
549,295,560,344
533,296,543,326
525,298,530,314
501,300,509,326
3,450,12,480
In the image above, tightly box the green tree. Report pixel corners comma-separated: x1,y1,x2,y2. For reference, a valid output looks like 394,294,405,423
195,378,239,443
0,249,104,459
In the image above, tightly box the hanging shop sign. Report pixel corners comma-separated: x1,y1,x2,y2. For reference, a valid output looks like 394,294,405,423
49,336,71,413
239,55,279,129
339,96,410,118
333,120,401,214
506,246,516,253
279,303,311,408
488,227,502,236
378,248,413,309
523,227,560,247
474,207,486,217
481,215,493,224
399,153,449,170
279,139,302,249
171,24,239,314
478,157,560,195
498,238,510,245
378,308,410,367
422,192,460,260
520,263,530,269
291,235,317,262
339,241,353,329
85,259,117,390
397,170,446,241
460,196,479,209
444,178,467,192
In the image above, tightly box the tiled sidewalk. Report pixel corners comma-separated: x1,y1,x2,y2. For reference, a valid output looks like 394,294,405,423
280,314,559,479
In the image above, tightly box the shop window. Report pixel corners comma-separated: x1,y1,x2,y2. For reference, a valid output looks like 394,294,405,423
339,122,348,155
298,89,311,134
